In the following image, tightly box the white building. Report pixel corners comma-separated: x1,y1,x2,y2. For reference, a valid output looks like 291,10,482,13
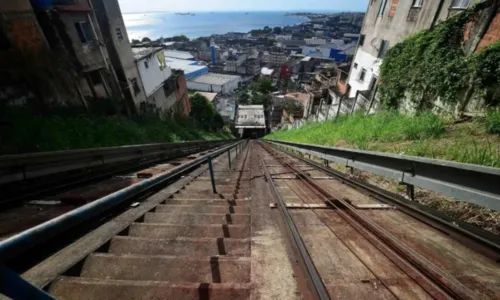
164,57,209,80
305,37,327,45
133,47,176,112
268,52,288,67
164,50,195,60
187,73,242,94
235,105,266,129
275,34,292,41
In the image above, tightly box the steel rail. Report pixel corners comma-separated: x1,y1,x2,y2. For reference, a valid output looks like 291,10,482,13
258,148,331,300
262,143,480,300
0,140,232,185
266,140,500,211
269,142,500,260
0,141,243,262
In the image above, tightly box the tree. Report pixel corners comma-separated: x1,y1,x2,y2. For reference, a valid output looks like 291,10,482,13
189,94,216,128
304,33,313,38
131,39,141,44
251,78,273,94
172,35,189,42
263,26,272,33
273,27,282,34
238,89,250,105
141,37,152,43
212,113,224,130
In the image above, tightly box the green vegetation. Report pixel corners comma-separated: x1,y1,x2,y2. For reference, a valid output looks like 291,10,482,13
485,110,500,134
379,6,500,110
249,78,274,107
265,112,500,167
189,93,224,130
0,107,231,155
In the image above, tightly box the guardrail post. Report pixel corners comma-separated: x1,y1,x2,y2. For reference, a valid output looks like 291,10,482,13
0,265,56,300
208,157,217,194
228,149,232,170
406,184,415,201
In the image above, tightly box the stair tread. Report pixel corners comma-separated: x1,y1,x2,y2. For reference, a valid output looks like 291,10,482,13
81,253,251,283
49,277,251,300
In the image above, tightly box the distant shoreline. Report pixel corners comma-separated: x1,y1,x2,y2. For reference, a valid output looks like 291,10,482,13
124,11,313,40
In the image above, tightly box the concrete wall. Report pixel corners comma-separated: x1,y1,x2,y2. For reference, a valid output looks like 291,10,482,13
90,0,147,111
58,11,108,72
348,0,485,97
188,76,240,94
136,54,172,97
0,0,46,51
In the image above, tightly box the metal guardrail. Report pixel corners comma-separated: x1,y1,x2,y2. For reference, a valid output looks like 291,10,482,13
0,140,244,263
266,140,500,212
0,140,231,185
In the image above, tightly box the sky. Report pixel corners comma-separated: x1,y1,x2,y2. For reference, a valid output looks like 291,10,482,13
118,0,369,13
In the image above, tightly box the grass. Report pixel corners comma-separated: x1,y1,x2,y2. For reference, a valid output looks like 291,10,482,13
0,109,232,154
265,111,500,167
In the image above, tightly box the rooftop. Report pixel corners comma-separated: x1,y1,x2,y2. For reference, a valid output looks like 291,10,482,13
261,67,274,76
165,57,208,79
188,73,241,85
132,47,163,61
194,92,218,102
285,92,310,106
164,50,195,60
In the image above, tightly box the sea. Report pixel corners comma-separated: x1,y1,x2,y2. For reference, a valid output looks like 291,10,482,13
123,11,311,41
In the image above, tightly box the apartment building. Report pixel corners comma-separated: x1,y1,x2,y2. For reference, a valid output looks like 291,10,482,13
348,0,482,98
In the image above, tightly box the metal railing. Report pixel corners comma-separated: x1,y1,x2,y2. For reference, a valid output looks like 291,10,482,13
266,140,500,211
0,140,243,262
0,140,245,300
0,140,231,185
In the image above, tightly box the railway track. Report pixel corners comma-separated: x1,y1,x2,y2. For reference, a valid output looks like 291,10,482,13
0,141,230,240
1,140,499,299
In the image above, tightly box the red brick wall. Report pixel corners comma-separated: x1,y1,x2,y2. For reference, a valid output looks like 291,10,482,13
6,16,45,51
476,12,500,52
175,73,191,116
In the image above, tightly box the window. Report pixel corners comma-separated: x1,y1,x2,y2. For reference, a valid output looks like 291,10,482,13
116,28,123,41
378,40,390,58
450,0,471,8
354,63,358,69
144,61,149,69
131,78,141,95
75,21,94,43
378,0,388,16
358,68,367,82
412,0,424,7
359,34,365,46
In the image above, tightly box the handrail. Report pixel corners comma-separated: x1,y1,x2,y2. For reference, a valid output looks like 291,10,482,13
0,140,244,262
0,140,232,184
265,140,500,211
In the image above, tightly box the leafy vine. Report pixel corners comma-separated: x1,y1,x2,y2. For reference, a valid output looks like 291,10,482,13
379,6,500,111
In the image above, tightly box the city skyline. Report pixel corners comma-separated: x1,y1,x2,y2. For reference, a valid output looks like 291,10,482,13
118,0,369,13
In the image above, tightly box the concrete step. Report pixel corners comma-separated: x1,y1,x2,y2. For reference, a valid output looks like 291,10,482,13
155,204,250,214
49,277,251,300
81,253,251,283
109,236,251,257
143,213,250,225
164,199,251,207
129,223,250,239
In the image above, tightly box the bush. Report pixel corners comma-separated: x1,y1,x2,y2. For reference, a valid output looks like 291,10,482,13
0,108,232,154
485,110,500,134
